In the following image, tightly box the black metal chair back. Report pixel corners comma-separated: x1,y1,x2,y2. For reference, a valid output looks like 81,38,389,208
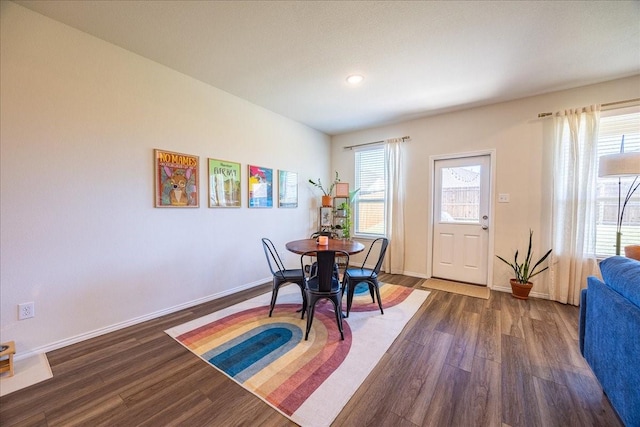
310,230,338,239
362,237,389,273
262,238,287,279
343,237,389,317
300,249,349,340
261,238,306,318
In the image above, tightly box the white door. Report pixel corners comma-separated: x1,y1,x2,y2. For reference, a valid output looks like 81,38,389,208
432,155,491,285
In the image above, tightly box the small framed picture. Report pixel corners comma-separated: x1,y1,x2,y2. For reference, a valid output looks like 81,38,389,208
320,207,332,226
154,149,199,208
278,170,298,208
208,158,241,207
335,182,349,197
248,164,273,208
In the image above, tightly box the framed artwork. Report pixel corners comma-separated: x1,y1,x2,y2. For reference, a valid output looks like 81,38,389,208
320,207,333,227
278,170,298,208
248,165,273,208
155,149,199,208
208,158,241,207
335,182,349,197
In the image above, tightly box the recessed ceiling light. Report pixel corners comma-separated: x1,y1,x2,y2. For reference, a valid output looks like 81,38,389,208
346,74,364,85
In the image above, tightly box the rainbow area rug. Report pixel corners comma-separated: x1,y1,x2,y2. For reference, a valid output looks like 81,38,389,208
166,282,430,427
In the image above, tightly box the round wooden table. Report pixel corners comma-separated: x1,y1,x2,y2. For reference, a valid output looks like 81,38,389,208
285,238,365,255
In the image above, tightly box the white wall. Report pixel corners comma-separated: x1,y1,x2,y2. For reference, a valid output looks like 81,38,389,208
0,3,331,357
333,75,640,296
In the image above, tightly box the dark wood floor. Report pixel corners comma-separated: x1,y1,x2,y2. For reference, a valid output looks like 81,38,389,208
0,273,622,426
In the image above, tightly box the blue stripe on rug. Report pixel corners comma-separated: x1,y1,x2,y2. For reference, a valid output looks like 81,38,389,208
202,323,303,381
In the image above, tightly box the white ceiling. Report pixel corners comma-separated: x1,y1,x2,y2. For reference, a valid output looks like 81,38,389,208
14,0,640,135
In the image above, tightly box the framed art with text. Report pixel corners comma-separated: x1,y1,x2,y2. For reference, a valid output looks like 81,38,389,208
208,158,241,207
248,164,273,208
278,170,298,208
155,149,199,208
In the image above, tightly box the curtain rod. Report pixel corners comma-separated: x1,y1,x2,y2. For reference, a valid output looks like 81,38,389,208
344,136,411,150
537,98,640,118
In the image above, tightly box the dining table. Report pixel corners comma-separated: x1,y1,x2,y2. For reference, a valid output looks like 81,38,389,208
286,238,364,318
285,238,365,255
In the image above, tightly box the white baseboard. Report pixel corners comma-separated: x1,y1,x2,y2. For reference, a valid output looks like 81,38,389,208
491,284,549,299
399,270,429,279
14,278,270,361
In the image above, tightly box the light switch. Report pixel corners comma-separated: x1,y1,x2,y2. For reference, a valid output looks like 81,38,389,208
498,193,510,203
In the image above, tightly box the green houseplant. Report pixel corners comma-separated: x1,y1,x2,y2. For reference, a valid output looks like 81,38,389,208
338,188,360,239
496,230,552,299
309,171,340,207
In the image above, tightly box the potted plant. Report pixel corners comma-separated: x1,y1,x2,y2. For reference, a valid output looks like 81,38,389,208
309,171,340,207
338,188,360,239
496,230,552,300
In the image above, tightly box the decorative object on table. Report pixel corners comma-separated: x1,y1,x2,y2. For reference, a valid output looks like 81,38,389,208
154,149,199,207
208,158,241,207
166,282,429,427
343,237,389,317
496,229,552,300
598,136,640,255
261,238,305,318
278,170,298,208
0,341,16,377
309,171,340,207
248,164,273,208
316,235,329,246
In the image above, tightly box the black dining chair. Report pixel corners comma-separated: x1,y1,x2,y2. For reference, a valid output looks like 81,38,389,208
310,230,338,239
261,238,306,318
300,250,350,340
343,237,389,318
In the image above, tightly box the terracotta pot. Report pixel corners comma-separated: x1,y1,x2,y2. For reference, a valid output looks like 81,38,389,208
321,195,333,207
510,279,533,300
624,245,640,261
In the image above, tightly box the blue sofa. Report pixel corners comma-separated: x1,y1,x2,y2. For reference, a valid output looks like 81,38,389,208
580,256,640,427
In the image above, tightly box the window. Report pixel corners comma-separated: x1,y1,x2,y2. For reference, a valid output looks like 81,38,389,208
595,107,640,257
354,147,385,236
440,165,481,223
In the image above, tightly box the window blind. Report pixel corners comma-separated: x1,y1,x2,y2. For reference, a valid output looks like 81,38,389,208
595,109,640,257
355,147,385,235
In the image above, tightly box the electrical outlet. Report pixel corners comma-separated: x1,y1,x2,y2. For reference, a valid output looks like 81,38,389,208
18,302,35,320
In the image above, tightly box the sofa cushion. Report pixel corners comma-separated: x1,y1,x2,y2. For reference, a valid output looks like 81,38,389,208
599,255,640,309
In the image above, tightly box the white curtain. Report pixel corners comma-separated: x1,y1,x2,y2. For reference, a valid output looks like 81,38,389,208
384,139,405,273
550,105,601,305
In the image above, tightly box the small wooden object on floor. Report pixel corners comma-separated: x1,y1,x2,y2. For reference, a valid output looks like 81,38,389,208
0,341,16,377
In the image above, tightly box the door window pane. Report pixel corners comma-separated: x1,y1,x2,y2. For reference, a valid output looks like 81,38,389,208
440,165,481,223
